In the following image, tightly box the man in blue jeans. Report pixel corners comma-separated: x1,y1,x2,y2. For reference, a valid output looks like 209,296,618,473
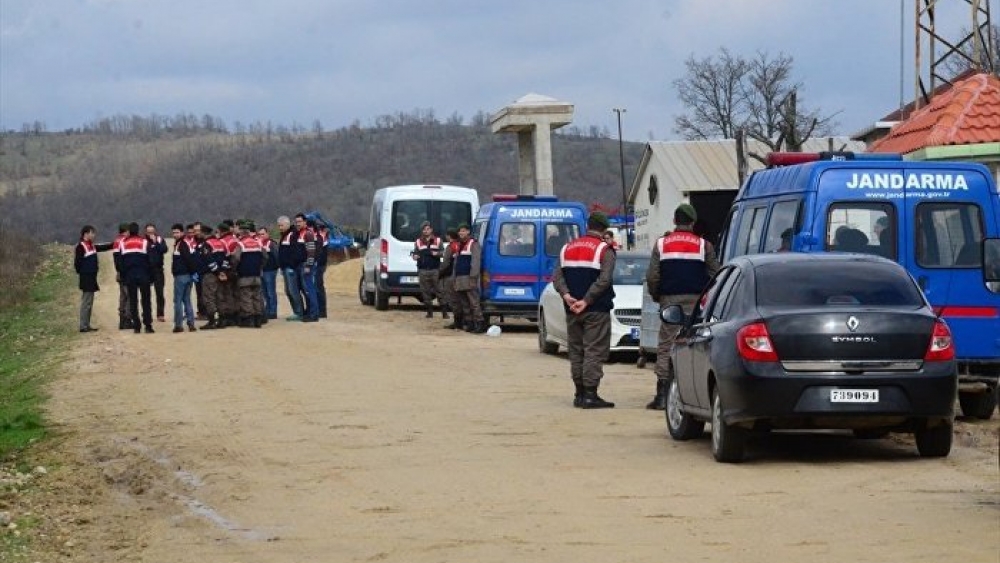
294,213,320,323
277,216,304,320
169,223,198,332
258,225,280,319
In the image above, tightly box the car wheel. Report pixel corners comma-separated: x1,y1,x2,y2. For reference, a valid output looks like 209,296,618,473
665,376,704,440
915,420,953,457
537,311,559,354
374,284,389,311
710,388,746,463
958,389,997,420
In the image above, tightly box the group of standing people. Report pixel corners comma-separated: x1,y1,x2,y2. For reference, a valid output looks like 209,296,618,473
75,203,719,414
410,221,489,334
74,212,335,334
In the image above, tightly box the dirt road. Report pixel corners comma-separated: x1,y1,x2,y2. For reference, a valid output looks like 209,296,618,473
43,257,999,562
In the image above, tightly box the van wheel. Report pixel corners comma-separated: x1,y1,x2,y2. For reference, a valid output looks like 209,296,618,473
359,276,374,306
538,311,559,354
958,389,997,420
374,284,389,311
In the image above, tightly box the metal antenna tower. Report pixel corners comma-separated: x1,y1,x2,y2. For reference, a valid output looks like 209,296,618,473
914,0,995,111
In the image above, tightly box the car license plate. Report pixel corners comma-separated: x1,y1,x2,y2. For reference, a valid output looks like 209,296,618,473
400,276,420,284
830,389,879,403
502,287,526,296
630,328,640,340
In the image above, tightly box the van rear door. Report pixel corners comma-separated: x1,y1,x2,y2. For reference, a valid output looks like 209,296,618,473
902,166,1000,361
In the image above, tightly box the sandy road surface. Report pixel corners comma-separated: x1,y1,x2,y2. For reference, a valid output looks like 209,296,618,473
43,257,998,562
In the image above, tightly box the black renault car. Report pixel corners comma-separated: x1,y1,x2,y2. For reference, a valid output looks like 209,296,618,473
661,253,957,463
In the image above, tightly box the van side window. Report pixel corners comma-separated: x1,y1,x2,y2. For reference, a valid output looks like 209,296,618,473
916,203,983,268
545,223,580,256
762,200,800,253
826,203,895,258
370,197,383,238
734,206,766,257
499,223,535,257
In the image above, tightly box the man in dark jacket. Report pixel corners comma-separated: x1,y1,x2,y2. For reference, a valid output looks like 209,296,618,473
74,225,114,332
116,222,155,334
170,223,198,333
411,221,446,318
145,223,169,322
551,212,617,408
258,225,280,320
644,203,721,409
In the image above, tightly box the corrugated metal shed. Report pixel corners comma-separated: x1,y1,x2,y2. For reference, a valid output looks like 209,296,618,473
627,137,866,202
627,137,866,252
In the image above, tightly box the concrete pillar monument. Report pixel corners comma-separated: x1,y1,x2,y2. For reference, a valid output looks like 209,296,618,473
490,93,574,195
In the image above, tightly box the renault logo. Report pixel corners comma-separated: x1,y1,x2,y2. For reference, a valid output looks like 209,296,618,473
846,316,860,332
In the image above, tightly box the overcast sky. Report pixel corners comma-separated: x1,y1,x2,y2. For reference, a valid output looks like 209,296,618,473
1,0,988,140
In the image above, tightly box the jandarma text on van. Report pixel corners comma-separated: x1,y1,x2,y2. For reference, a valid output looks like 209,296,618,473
845,173,969,190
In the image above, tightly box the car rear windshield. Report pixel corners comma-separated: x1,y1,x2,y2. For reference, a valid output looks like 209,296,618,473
756,261,924,307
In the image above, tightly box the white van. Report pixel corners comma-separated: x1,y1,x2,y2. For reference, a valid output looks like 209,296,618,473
359,184,480,310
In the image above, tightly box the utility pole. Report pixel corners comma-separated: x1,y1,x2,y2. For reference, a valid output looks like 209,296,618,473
612,108,629,249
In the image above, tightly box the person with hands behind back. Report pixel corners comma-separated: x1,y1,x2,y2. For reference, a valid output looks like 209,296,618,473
551,212,617,409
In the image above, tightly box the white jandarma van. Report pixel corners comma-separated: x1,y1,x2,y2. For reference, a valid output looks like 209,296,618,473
360,184,480,310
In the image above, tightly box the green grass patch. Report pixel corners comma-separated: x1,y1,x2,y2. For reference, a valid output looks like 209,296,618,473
0,244,76,457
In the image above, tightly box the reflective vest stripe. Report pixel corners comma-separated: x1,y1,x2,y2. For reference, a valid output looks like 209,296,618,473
658,233,706,262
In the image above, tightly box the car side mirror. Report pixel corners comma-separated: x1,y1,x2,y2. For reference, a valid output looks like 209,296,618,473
660,304,686,325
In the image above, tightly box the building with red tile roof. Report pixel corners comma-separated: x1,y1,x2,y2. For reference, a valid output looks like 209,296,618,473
866,73,1000,177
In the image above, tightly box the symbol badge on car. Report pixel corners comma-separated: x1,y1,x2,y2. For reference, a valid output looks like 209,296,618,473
846,316,860,332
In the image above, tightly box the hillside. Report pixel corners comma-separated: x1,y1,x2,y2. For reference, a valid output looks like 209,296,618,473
0,114,643,243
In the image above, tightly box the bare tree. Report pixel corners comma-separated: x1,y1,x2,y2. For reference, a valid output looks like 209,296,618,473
673,48,836,156
941,23,1000,78
673,48,748,140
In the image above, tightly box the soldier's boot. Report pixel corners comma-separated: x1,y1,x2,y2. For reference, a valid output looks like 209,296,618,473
645,379,668,411
573,381,585,408
253,315,262,328
445,312,463,330
579,386,615,409
472,321,488,334
441,304,450,319
200,314,218,330
238,316,253,328
425,302,434,318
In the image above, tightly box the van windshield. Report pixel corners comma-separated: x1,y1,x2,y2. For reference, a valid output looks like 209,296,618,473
392,200,472,242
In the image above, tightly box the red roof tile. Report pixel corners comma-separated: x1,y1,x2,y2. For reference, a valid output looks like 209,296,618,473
869,73,1000,154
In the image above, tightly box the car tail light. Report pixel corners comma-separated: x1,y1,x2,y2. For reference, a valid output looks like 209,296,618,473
379,239,388,274
924,320,954,362
737,322,779,362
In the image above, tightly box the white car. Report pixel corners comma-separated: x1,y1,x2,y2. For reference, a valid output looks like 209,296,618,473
537,251,648,354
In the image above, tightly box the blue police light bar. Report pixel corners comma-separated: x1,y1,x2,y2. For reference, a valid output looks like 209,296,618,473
767,151,903,167
492,194,560,202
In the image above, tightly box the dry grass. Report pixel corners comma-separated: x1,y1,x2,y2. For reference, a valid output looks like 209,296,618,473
0,223,42,309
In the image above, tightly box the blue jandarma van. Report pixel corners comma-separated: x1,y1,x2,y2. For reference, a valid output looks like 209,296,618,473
473,195,588,323
718,152,1000,419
